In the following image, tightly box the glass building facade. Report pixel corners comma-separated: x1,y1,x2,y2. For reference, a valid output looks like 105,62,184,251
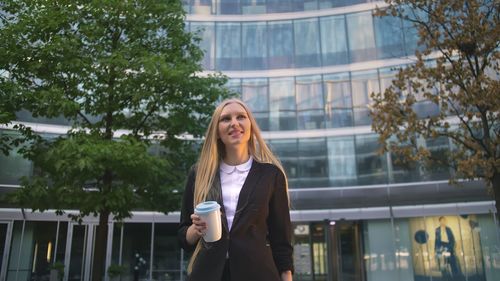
0,1,498,281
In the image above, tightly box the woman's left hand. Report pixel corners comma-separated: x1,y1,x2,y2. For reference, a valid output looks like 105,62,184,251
281,270,292,281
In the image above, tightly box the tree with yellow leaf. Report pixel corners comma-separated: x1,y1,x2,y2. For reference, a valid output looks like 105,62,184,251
371,1,499,215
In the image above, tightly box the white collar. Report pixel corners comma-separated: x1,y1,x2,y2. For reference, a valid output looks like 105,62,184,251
220,156,253,174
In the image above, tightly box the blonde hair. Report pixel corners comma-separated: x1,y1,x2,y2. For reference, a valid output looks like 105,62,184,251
188,98,288,273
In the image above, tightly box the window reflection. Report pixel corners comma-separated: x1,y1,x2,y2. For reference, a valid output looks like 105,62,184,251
268,139,298,187
319,0,366,9
266,0,301,13
191,0,214,15
190,22,215,70
355,134,388,185
351,70,380,126
346,12,377,62
327,136,357,186
294,18,321,67
379,66,410,101
241,0,266,14
298,138,329,187
225,78,242,95
120,223,152,280
217,0,240,14
374,15,405,59
390,143,421,184
268,21,294,69
185,8,430,70
216,22,241,70
320,15,349,65
241,78,269,131
363,220,400,280
324,72,353,128
296,75,325,130
425,137,450,181
242,78,268,112
242,22,268,70
412,78,441,119
269,77,296,130
152,223,182,281
0,131,33,185
6,221,61,281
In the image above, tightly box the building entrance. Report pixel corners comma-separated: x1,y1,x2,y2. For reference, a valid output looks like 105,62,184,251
329,220,365,281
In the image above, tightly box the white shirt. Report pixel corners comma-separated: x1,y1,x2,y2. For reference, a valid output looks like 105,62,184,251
220,157,253,231
440,227,449,243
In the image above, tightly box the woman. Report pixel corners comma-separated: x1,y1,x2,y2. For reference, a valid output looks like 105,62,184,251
178,99,294,281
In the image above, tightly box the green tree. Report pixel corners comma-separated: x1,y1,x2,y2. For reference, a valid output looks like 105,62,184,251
0,1,228,280
371,1,499,214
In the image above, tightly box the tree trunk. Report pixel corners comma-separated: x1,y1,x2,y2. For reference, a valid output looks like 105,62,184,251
493,172,500,223
92,210,110,281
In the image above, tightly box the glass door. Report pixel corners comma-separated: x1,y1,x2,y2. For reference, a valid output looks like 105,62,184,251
329,220,365,281
0,222,13,281
65,223,96,281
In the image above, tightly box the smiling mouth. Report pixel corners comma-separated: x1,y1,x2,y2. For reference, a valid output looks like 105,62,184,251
229,130,243,136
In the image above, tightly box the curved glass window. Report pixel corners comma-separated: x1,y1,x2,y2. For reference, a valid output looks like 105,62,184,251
187,11,423,70
294,18,321,67
379,67,398,94
351,70,379,126
355,134,388,185
190,22,215,70
0,132,33,185
241,0,266,14
374,15,405,59
327,136,357,186
216,22,241,70
241,78,270,131
187,0,373,14
269,77,296,130
266,0,302,13
425,137,451,181
218,0,240,14
225,78,242,94
319,0,366,9
190,0,214,14
296,75,325,130
389,136,422,183
269,139,299,187
320,15,349,65
346,12,377,62
268,21,294,69
401,6,427,56
298,138,329,187
242,22,268,70
324,72,353,128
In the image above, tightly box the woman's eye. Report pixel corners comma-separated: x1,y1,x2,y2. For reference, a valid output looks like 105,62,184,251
237,115,247,120
220,117,230,122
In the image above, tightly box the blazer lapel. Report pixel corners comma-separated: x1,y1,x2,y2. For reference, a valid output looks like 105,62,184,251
230,161,262,232
207,170,230,233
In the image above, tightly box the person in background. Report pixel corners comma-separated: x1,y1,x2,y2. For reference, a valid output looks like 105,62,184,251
435,216,462,279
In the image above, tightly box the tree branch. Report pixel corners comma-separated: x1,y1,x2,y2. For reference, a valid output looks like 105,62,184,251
445,96,490,155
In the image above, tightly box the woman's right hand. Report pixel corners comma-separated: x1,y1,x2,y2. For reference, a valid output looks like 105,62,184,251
186,214,206,245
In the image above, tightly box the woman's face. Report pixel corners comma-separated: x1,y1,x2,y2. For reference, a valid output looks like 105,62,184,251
217,103,251,149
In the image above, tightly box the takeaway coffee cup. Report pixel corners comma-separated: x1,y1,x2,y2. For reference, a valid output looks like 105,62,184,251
194,201,222,242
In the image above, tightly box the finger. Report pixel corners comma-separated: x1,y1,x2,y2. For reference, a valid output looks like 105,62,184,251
195,225,207,231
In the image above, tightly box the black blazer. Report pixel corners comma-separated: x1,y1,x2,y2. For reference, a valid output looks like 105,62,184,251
178,160,294,281
435,226,456,252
